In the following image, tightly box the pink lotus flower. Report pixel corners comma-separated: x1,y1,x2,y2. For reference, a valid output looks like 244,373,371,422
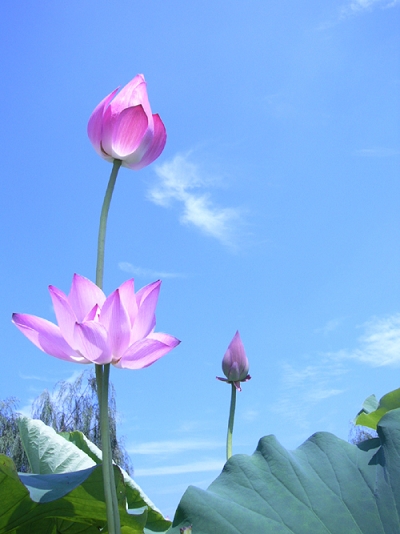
12,274,180,369
87,74,166,170
217,331,251,391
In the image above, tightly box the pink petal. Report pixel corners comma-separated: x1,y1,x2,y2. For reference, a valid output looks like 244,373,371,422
128,114,167,170
84,303,99,322
110,75,152,118
87,87,119,156
49,285,77,348
68,274,106,322
118,279,138,327
116,332,180,369
73,322,111,364
12,313,85,363
131,281,161,342
110,105,150,159
136,279,161,306
222,330,249,381
100,289,131,359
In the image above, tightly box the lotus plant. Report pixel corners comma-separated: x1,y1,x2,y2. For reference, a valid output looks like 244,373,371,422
12,274,180,369
217,330,251,392
12,75,170,534
87,74,169,533
217,331,251,460
87,74,166,171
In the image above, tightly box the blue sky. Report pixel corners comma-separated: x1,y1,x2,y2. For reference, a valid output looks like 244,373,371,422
1,0,399,519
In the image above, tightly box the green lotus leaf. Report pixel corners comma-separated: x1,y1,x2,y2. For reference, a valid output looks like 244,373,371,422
0,454,146,533
354,393,379,418
61,430,171,532
171,409,400,533
18,417,95,475
355,388,400,430
18,417,170,533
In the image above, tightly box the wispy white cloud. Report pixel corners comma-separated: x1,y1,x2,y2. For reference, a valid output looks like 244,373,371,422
340,0,399,17
134,460,223,477
355,147,400,157
19,370,82,387
314,317,344,335
176,420,210,433
272,361,347,431
241,409,260,423
19,374,57,382
306,388,344,402
319,0,399,28
148,153,242,247
128,439,223,455
118,262,184,280
273,313,400,440
333,314,400,367
281,363,347,390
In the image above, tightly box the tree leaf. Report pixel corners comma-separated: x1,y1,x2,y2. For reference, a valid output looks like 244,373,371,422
170,409,400,533
355,388,400,430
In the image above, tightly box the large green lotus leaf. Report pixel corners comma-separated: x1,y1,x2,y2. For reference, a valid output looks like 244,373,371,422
171,409,400,533
18,418,170,533
355,388,400,430
18,417,96,474
61,430,171,533
0,454,146,534
58,430,102,465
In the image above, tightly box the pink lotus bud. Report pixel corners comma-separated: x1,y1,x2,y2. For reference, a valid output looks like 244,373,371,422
217,331,251,391
87,74,166,170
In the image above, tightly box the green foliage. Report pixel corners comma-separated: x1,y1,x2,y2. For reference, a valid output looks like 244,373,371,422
356,393,379,416
0,398,30,473
348,393,379,444
60,430,170,532
18,417,96,475
17,417,171,533
32,369,133,474
0,370,132,474
0,454,146,533
355,387,400,430
171,409,400,534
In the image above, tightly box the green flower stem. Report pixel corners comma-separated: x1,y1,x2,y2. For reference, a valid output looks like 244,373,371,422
96,159,122,289
226,383,237,461
96,364,120,533
95,159,122,534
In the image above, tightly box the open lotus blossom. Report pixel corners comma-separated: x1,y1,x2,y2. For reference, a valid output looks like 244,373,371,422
12,274,180,369
217,331,251,391
87,74,166,170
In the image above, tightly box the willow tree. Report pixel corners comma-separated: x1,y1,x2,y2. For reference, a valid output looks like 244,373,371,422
0,397,30,472
0,370,132,474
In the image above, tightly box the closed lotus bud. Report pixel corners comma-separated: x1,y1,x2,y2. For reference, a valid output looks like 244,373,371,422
87,74,166,170
217,331,251,391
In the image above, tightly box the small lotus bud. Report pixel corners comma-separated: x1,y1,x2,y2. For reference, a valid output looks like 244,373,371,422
217,331,251,391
